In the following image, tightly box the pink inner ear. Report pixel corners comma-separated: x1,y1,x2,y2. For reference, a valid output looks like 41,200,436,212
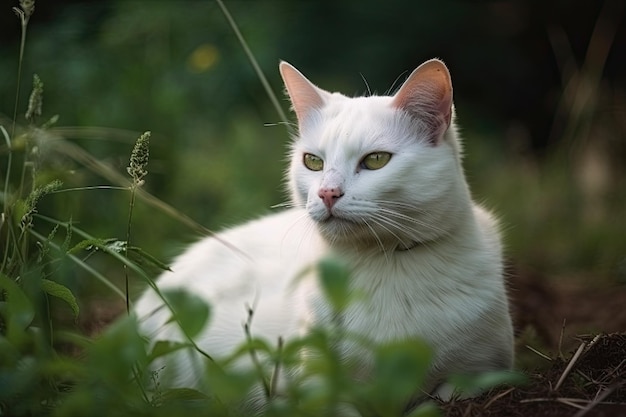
392,60,453,144
279,62,326,125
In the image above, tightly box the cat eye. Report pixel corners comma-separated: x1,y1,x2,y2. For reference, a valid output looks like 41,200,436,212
360,152,391,170
303,153,324,171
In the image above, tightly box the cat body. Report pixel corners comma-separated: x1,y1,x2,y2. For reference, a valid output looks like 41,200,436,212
135,59,514,401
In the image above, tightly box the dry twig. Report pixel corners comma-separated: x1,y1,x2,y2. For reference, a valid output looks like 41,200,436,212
554,341,586,391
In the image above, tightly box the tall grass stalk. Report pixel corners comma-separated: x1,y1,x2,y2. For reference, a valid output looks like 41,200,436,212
0,0,35,277
11,1,35,139
1,126,12,250
215,0,288,124
125,131,150,314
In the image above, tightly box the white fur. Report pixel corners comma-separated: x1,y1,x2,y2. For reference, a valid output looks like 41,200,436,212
134,60,514,405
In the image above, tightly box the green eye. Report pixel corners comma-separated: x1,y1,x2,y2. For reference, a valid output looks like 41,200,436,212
303,153,324,171
361,152,391,170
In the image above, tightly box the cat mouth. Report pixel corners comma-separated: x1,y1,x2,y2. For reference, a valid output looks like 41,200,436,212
314,213,347,229
318,212,366,232
321,211,357,224
321,213,345,223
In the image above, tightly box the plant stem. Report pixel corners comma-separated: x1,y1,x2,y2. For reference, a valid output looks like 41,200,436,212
270,336,284,398
12,6,32,139
4,3,33,275
244,304,271,398
124,186,137,314
1,126,13,274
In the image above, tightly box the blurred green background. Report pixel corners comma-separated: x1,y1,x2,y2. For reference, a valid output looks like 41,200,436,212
1,0,625,300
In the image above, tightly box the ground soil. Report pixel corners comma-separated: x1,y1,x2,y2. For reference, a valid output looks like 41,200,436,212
439,264,626,417
439,333,626,417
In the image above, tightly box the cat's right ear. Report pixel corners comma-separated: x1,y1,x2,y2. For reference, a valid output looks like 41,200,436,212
279,61,327,126
392,59,453,145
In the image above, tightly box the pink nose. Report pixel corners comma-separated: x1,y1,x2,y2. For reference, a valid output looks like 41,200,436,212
318,187,344,209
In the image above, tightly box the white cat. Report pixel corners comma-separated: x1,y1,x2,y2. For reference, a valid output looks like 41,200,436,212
134,59,514,407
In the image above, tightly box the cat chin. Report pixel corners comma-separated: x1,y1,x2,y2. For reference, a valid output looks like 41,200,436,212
313,217,410,251
314,217,362,240
314,215,357,235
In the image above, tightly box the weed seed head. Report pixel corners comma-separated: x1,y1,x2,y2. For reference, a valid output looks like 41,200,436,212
25,74,43,123
13,0,35,25
127,131,150,186
20,0,35,17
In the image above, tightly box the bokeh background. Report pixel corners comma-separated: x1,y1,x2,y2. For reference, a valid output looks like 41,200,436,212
1,0,625,317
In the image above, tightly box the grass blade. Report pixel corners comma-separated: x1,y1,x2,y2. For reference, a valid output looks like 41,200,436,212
215,0,288,124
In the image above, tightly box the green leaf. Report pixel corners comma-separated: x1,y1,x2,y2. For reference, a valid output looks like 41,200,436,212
160,387,210,402
448,369,527,396
88,314,147,382
0,274,35,332
0,335,21,364
317,256,351,313
222,336,275,367
370,339,432,417
67,237,116,254
147,340,192,362
127,246,171,271
204,360,256,403
54,330,93,351
406,401,441,417
41,279,79,319
163,289,210,339
67,239,170,271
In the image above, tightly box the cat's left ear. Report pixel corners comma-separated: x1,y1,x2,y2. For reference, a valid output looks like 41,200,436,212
280,61,328,127
392,59,453,145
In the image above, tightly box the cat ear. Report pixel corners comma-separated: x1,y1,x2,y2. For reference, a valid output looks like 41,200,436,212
279,61,328,126
391,59,453,144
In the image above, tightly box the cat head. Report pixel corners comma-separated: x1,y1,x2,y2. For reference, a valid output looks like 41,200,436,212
280,60,470,251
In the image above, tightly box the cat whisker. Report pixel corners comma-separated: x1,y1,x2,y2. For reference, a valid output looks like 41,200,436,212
369,212,418,244
386,69,409,96
365,212,415,246
288,211,318,255
377,210,438,233
361,217,388,255
367,208,410,229
359,73,373,97
375,207,448,236
372,199,431,215
368,209,447,248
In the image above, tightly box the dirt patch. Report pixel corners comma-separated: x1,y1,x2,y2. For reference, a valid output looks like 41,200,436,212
510,265,626,353
440,333,626,417
441,264,626,417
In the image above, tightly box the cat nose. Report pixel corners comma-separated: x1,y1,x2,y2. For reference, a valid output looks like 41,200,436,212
318,187,344,209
